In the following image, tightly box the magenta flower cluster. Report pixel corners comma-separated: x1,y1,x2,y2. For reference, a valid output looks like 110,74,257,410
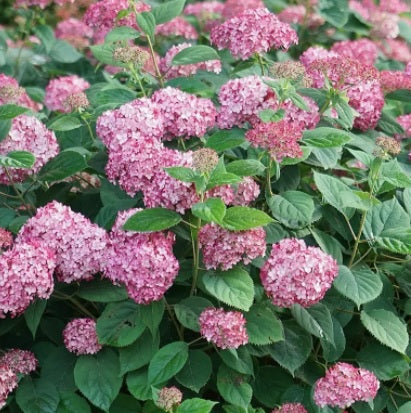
271,403,308,413
0,349,37,375
63,318,102,355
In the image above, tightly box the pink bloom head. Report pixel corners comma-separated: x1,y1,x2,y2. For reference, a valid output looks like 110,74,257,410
199,308,248,349
16,201,108,283
331,39,378,67
0,241,56,318
0,364,17,410
377,39,411,63
152,87,216,140
272,403,308,413
380,70,411,93
211,8,298,60
0,229,13,250
45,75,90,113
260,238,338,308
156,386,183,411
221,0,264,19
314,362,380,408
160,43,221,80
396,114,411,139
0,350,37,375
370,11,399,39
184,1,224,30
199,223,266,270
156,17,198,39
55,18,93,49
245,121,304,162
232,177,260,206
63,318,102,355
278,5,324,28
0,115,59,185
0,74,41,111
103,209,179,304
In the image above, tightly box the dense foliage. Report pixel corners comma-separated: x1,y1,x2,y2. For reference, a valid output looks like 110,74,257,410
0,0,411,412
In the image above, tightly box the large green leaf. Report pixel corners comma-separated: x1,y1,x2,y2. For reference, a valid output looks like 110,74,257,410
136,12,156,42
139,300,164,335
302,127,353,148
176,350,212,393
24,299,47,338
217,365,252,409
0,150,35,168
221,206,273,231
201,267,254,311
360,309,409,354
152,0,186,24
177,398,217,413
148,341,189,385
0,104,29,119
174,296,213,332
74,349,122,411
76,279,128,303
48,116,83,132
172,45,220,66
57,393,91,413
123,208,182,232
334,266,383,308
225,159,265,177
205,129,246,152
376,228,411,254
192,198,226,224
37,151,87,181
219,347,254,376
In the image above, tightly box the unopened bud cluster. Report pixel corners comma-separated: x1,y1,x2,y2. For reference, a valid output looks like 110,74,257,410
270,61,312,87
375,136,401,158
192,148,219,173
0,86,24,104
64,92,90,112
113,46,149,66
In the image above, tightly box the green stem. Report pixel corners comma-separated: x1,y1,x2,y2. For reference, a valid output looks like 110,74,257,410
80,115,95,142
348,211,367,268
257,53,266,76
266,156,273,196
190,213,202,296
4,167,32,214
164,298,184,341
319,97,331,115
53,291,96,319
146,35,164,87
129,64,147,97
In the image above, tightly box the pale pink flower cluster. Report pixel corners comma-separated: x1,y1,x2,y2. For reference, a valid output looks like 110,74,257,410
396,114,411,139
260,238,338,308
0,229,13,250
277,98,320,130
103,209,179,304
199,224,266,270
272,403,308,413
63,318,102,355
380,69,411,93
211,8,298,60
156,387,183,411
0,350,37,375
0,115,59,185
314,363,380,408
156,17,198,40
330,39,378,67
55,18,93,49
45,75,90,113
184,1,224,30
199,308,248,349
17,201,108,283
0,241,55,318
15,0,73,8
159,43,222,80
246,121,304,162
231,177,261,206
278,5,324,28
152,87,217,140
0,74,41,111
221,0,264,19
0,365,17,410
376,39,411,63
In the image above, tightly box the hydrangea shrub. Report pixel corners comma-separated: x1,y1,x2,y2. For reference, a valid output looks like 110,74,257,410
0,0,410,412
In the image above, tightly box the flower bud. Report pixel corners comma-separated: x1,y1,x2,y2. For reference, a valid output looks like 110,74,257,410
192,148,219,173
156,386,183,412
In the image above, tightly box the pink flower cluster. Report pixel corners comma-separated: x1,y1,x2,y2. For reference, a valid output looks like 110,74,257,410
199,224,266,270
245,121,304,162
221,0,264,19
377,39,411,63
0,115,59,185
0,229,13,250
103,209,179,304
45,75,90,113
17,201,108,283
278,5,324,28
156,17,198,40
0,74,40,111
272,403,308,413
55,18,93,49
63,318,102,355
159,43,221,80
211,8,298,60
184,1,224,30
199,308,248,349
0,241,55,318
15,0,73,8
330,39,378,67
380,69,411,93
396,114,411,139
260,238,338,308
0,350,37,375
314,362,380,408
0,365,17,410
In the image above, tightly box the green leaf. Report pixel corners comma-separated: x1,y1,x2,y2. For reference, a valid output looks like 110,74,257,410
96,301,145,347
152,0,186,24
109,394,141,413
206,129,246,152
376,228,411,254
34,25,56,54
377,111,405,135
334,95,357,129
206,167,242,190
148,342,189,385
318,0,349,28
311,229,343,264
221,206,273,231
360,309,409,354
217,364,252,409
48,116,83,132
177,398,217,413
119,330,160,375
244,302,284,345
358,342,410,381
0,150,35,168
176,350,212,393
303,127,353,148
74,349,122,411
57,393,91,413
320,317,346,362
38,151,87,181
192,198,226,224
49,40,83,63
307,146,342,169
172,45,220,66
165,166,198,182
16,377,60,413
174,296,214,332
0,104,28,119
136,12,156,42
105,26,140,43
334,266,383,308
76,279,128,302
126,369,153,401
258,108,285,123
91,88,136,108
0,119,11,142
139,300,164,335
268,191,314,229
219,347,254,375
291,303,334,343
123,208,182,232
268,320,312,376
24,299,47,338
225,160,265,177
397,402,411,413
90,43,118,66
380,160,411,189
386,89,411,102
201,267,254,311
